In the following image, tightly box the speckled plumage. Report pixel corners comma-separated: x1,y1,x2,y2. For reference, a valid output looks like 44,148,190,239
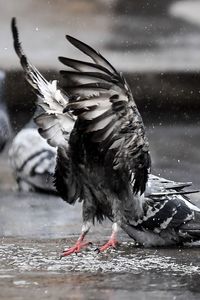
122,175,200,246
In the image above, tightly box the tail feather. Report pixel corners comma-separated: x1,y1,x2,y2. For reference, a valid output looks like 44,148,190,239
183,230,200,238
179,212,200,240
149,190,199,197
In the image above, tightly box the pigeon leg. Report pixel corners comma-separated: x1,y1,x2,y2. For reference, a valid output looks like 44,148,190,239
61,222,92,257
97,223,119,253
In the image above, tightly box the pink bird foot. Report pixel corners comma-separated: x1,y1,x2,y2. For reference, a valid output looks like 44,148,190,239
60,236,92,258
96,237,119,253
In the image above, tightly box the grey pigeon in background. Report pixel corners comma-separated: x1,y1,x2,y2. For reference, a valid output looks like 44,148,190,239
9,126,57,194
9,104,57,194
0,70,10,152
11,18,200,256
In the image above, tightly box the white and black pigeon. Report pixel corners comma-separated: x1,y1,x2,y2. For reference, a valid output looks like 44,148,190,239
123,175,200,247
0,70,11,152
11,18,200,255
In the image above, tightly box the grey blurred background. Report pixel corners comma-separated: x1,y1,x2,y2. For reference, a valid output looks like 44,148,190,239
1,0,200,187
1,0,200,126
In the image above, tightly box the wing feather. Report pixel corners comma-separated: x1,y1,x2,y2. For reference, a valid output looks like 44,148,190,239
58,56,114,75
59,35,150,194
66,35,118,75
11,17,75,149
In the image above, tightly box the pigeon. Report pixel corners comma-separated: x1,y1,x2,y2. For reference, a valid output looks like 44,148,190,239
0,70,11,152
122,174,200,247
9,93,57,194
11,18,200,255
9,125,57,193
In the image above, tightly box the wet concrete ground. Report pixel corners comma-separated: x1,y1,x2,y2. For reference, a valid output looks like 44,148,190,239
1,236,200,300
0,124,200,299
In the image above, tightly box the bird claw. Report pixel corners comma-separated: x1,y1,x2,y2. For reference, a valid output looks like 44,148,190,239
95,239,119,253
94,247,100,254
60,241,92,258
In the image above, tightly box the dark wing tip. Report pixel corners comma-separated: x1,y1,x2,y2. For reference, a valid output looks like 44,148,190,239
66,35,84,51
65,34,118,75
11,17,30,72
11,17,23,59
66,35,77,44
11,17,19,43
58,56,67,65
11,17,17,31
66,34,72,40
65,34,90,52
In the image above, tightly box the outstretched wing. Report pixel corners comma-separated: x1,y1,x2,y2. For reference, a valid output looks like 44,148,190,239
11,18,80,205
59,35,150,194
11,18,75,149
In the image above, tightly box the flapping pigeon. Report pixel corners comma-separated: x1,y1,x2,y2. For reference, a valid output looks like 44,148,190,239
11,18,200,255
0,71,11,152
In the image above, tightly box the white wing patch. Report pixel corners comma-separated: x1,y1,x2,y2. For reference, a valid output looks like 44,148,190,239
11,18,76,150
33,79,75,149
32,77,75,149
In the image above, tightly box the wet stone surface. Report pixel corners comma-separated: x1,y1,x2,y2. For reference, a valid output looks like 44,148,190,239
0,237,200,300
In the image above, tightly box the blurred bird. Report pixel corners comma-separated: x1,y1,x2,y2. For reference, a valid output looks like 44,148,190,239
11,18,200,255
9,125,57,194
0,71,11,152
